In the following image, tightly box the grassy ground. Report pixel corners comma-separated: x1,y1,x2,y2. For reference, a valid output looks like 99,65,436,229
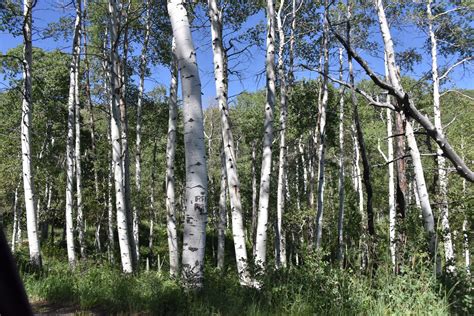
17,248,473,315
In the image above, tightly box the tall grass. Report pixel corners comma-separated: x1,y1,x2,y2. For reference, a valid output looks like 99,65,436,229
19,252,468,315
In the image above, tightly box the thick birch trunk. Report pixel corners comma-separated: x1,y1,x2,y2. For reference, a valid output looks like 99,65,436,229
168,0,208,287
375,0,436,258
65,0,82,267
427,0,455,274
255,0,277,269
108,0,133,273
337,47,345,263
166,37,179,278
275,0,288,268
208,0,252,283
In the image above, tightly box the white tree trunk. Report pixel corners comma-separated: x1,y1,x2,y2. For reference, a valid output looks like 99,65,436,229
217,149,227,270
74,28,84,259
255,0,277,269
251,140,258,250
108,0,133,273
375,0,436,258
427,0,455,274
208,0,252,283
275,0,288,268
168,0,208,287
337,47,345,262
166,37,179,278
461,138,470,275
383,53,396,272
134,0,150,266
65,0,82,267
315,3,329,249
21,0,41,268
387,108,396,271
11,183,20,252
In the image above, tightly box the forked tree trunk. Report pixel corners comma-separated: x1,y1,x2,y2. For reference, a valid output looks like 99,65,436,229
65,0,82,267
255,0,277,269
427,0,455,274
168,0,208,287
208,0,252,283
166,37,179,278
108,0,133,273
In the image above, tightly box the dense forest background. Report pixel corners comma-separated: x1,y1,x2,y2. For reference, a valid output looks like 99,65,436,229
0,0,472,314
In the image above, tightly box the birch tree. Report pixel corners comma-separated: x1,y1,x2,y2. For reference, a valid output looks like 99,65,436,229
314,1,329,249
208,0,253,284
336,47,345,263
134,0,151,266
275,0,288,268
65,0,82,267
255,0,276,269
108,0,133,273
166,37,179,278
426,0,455,274
168,0,208,287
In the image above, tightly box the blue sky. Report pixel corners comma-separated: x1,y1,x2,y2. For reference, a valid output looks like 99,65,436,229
1,0,472,106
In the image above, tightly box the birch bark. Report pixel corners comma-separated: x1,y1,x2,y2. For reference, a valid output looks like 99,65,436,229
275,0,288,268
337,47,345,263
315,1,329,249
427,0,455,273
108,0,133,273
166,37,179,278
65,0,82,266
255,0,277,269
208,0,252,283
375,0,436,257
168,0,208,287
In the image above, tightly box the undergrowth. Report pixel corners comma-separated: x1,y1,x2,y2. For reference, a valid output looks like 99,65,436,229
18,249,471,315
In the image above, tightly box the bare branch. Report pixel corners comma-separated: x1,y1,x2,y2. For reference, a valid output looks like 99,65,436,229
439,56,474,81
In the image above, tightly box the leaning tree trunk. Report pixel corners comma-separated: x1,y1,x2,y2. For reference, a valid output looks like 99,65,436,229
427,0,455,274
275,0,288,268
208,0,252,284
165,37,179,278
21,0,41,269
314,2,329,250
375,0,436,258
336,47,345,263
65,0,82,267
108,0,133,273
134,0,151,268
168,0,208,288
255,0,277,269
